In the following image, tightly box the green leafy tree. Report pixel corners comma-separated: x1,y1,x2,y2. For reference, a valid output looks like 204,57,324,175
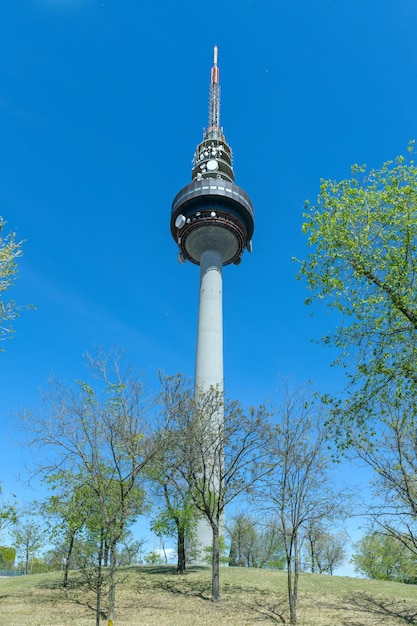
150,498,198,573
228,512,285,569
202,535,228,565
352,532,417,583
149,377,200,573
300,148,417,567
43,546,68,571
12,520,44,574
29,556,49,573
21,352,157,626
0,217,25,347
298,144,417,443
72,531,108,596
41,472,90,587
144,551,164,565
0,546,16,569
0,487,18,543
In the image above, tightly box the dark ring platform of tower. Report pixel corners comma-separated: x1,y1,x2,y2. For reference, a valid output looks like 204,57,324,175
171,46,254,266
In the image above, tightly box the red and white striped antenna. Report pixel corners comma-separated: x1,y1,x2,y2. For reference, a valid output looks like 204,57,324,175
207,45,221,136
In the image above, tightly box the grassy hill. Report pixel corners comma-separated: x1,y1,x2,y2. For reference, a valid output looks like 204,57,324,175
0,565,416,625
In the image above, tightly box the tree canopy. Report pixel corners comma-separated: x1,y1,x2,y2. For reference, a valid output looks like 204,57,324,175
0,217,24,347
352,532,417,583
299,144,417,442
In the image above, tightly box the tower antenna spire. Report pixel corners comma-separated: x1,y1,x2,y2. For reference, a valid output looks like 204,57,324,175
207,45,221,139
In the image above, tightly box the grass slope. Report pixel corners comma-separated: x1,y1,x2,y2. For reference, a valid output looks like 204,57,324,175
0,565,416,625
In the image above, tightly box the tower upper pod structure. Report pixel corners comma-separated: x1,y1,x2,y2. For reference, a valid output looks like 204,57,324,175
171,46,254,265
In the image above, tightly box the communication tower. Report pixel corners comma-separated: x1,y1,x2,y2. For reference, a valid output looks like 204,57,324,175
170,46,254,556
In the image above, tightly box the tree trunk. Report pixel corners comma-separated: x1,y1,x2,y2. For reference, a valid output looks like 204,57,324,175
63,530,75,588
211,524,220,602
309,537,315,573
95,534,104,626
95,582,101,626
286,535,299,625
177,524,186,574
292,537,300,624
103,540,109,567
287,559,297,625
228,537,237,567
107,541,117,626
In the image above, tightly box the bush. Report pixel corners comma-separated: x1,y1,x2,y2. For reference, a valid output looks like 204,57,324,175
0,546,16,569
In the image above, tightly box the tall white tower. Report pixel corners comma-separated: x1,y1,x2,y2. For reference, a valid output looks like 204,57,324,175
170,47,254,557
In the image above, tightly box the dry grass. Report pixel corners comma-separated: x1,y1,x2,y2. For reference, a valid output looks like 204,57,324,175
0,565,417,625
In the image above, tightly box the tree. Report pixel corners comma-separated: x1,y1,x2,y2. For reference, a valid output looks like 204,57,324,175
21,352,157,626
0,217,25,347
298,145,417,444
114,534,145,567
12,520,44,574
350,397,417,563
227,512,285,569
150,496,198,574
0,546,16,569
28,556,50,573
304,522,322,574
0,486,18,543
352,531,417,583
160,374,271,601
228,512,258,567
256,386,347,624
143,550,164,565
303,525,347,575
43,546,70,571
148,377,200,573
40,473,90,587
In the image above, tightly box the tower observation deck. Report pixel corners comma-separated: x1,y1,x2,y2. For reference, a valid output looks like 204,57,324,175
170,46,254,266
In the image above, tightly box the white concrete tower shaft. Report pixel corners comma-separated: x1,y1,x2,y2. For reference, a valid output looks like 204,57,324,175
194,249,224,560
195,249,223,393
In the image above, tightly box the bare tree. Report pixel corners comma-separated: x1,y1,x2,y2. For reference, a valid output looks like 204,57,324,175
160,373,271,601
256,386,347,625
227,512,258,567
115,534,146,566
315,532,347,575
20,352,157,626
351,398,417,559
303,524,347,574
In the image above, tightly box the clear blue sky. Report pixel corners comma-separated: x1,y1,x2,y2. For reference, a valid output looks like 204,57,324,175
1,0,417,569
